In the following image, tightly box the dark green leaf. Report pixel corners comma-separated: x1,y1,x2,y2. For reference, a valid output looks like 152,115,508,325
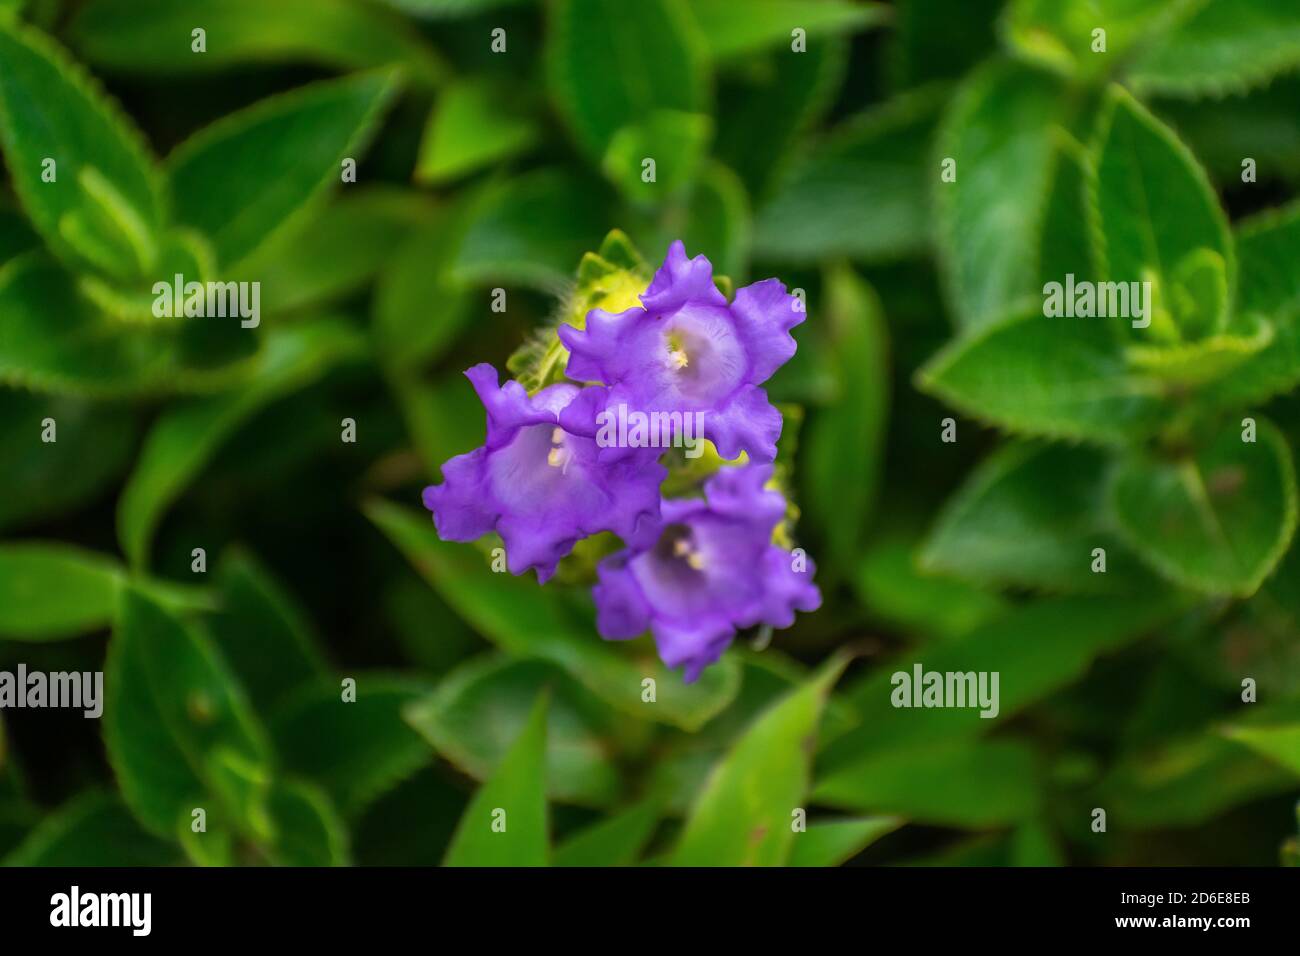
0,542,122,641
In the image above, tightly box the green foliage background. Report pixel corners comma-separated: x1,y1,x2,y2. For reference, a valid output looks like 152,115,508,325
1,0,1299,866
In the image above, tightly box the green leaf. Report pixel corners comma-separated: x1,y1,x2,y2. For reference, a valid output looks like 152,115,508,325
1089,86,1235,331
1128,0,1300,97
237,187,432,316
443,690,549,866
801,266,888,579
406,656,623,807
415,79,538,184
0,542,122,640
821,595,1184,768
689,0,889,60
678,161,751,283
453,169,613,291
547,0,708,161
754,87,940,263
0,18,164,278
1108,418,1298,596
788,816,901,867
365,499,742,731
270,675,432,818
166,69,402,268
1223,721,1300,777
0,390,138,532
1002,0,1195,79
921,441,1159,593
264,778,350,866
104,586,272,837
813,738,1040,826
3,791,178,866
917,307,1168,445
368,0,533,17
208,551,329,714
554,797,661,866
69,0,444,85
601,108,712,198
889,0,1000,87
117,318,364,567
936,60,1068,331
671,656,847,867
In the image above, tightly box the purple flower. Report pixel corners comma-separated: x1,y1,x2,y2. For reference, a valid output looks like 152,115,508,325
557,241,803,463
592,464,821,681
423,364,666,582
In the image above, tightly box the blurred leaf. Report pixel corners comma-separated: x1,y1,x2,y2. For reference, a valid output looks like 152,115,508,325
416,79,538,184
890,0,1000,87
368,0,533,16
677,161,751,283
444,690,549,866
814,738,1040,826
269,675,432,818
1010,818,1064,867
689,0,888,60
1089,86,1235,326
754,87,941,263
117,319,365,567
3,791,178,866
1002,0,1192,79
167,69,402,268
547,0,708,161
1129,0,1300,98
406,656,624,807
1109,418,1298,596
69,0,444,84
453,168,612,291
104,586,272,837
0,390,138,532
238,187,433,315
801,266,888,580
1224,721,1300,777
917,306,1167,444
264,778,350,866
922,441,1157,593
671,656,846,867
208,551,330,714
0,18,164,278
0,542,122,641
788,816,901,866
602,108,712,199
936,60,1067,331
554,796,660,866
822,595,1184,768
366,499,742,731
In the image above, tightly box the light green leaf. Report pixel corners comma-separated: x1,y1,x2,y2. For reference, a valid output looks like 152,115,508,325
1002,0,1197,78
754,87,940,263
689,0,889,60
554,797,661,866
3,791,178,866
602,109,712,198
117,319,364,567
0,18,163,277
416,79,538,184
406,656,624,807
1109,418,1298,596
1088,86,1235,331
936,60,1067,331
801,266,889,579
104,586,272,837
921,441,1159,593
916,306,1168,445
788,816,901,867
1128,0,1300,97
444,690,549,866
547,0,708,161
167,69,402,268
0,542,122,640
678,161,751,283
814,738,1040,826
671,656,847,867
270,675,433,818
70,0,443,83
366,499,742,730
1223,721,1300,777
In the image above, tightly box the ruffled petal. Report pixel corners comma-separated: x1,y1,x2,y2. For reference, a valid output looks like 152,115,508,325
706,384,783,463
592,552,654,639
731,278,804,383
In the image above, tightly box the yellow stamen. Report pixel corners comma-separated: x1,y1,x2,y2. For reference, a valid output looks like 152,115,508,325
547,447,566,468
686,552,705,571
669,348,689,369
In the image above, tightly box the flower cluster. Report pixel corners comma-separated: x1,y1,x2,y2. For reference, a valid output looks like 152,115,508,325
423,241,821,680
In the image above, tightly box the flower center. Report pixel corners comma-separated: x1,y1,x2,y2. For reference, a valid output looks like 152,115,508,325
656,523,706,571
666,331,690,370
545,426,571,471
